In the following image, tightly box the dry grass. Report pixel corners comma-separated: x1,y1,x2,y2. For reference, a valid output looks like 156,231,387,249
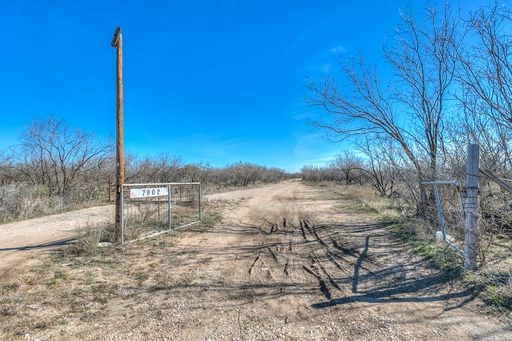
309,182,401,221
1,243,154,339
67,221,115,255
0,198,225,339
0,184,107,224
307,181,512,314
1,180,510,339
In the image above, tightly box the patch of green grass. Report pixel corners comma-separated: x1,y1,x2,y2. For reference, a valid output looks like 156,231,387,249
412,240,461,271
462,272,512,312
34,321,47,330
389,220,462,271
482,285,512,310
134,272,149,283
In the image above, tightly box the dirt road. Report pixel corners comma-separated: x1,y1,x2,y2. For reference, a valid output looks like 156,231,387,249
0,205,113,277
1,180,510,339
162,180,510,340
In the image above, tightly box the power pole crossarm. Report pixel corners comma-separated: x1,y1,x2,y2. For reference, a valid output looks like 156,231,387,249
112,27,125,243
111,27,121,47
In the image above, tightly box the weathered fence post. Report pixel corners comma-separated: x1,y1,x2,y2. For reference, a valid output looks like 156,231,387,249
167,184,172,229
463,144,479,270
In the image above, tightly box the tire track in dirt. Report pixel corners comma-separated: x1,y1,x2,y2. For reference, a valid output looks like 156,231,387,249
2,180,510,339
175,180,510,340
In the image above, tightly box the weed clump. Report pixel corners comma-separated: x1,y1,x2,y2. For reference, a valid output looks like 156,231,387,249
68,221,115,255
482,285,512,310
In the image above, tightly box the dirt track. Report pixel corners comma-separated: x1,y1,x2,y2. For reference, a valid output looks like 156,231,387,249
0,205,113,277
1,180,510,339
165,181,510,340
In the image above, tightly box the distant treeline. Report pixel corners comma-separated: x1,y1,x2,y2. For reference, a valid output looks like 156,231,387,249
0,118,293,222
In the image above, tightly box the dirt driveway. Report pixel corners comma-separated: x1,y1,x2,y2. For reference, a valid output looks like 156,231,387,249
0,180,510,339
166,180,510,340
0,205,114,277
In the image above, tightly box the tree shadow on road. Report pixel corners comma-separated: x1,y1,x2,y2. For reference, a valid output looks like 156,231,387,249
0,237,76,252
154,218,478,315
311,268,474,308
308,220,478,311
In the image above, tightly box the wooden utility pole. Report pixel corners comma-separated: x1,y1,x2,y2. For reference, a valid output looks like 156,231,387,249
111,27,124,243
463,143,479,270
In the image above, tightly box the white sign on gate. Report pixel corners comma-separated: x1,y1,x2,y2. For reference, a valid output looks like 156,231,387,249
130,187,168,199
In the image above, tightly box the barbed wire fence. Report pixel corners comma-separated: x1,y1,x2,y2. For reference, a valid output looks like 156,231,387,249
421,145,512,271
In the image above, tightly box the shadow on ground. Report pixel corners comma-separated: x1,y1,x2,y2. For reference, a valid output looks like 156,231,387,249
0,237,76,252
135,219,476,314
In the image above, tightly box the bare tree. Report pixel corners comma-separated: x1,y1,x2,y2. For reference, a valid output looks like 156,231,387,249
455,3,512,173
329,151,364,185
301,165,323,182
0,152,15,185
181,162,211,183
129,154,182,183
15,118,112,197
310,4,458,214
355,136,400,198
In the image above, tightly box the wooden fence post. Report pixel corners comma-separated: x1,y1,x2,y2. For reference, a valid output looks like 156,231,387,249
463,143,479,270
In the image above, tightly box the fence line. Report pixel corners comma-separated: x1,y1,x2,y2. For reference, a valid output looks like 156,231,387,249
480,168,512,194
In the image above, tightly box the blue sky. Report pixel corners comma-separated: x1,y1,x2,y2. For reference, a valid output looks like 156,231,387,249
0,0,477,171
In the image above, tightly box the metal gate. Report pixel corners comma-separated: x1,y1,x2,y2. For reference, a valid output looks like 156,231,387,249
121,182,201,243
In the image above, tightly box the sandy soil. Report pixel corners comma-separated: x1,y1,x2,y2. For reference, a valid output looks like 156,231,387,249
0,205,114,277
0,180,510,340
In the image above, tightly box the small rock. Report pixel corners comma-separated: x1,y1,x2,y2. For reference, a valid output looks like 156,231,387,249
98,242,113,247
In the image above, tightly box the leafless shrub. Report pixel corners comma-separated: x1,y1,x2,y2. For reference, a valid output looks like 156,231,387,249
302,140,403,201
0,117,294,223
14,117,113,197
125,157,292,190
127,154,182,183
0,118,114,222
0,184,59,222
